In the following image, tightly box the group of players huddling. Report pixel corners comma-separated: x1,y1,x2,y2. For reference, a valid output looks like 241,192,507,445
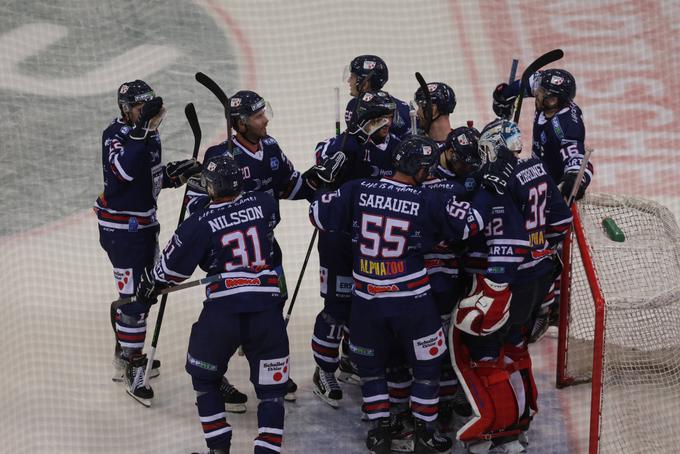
95,54,591,454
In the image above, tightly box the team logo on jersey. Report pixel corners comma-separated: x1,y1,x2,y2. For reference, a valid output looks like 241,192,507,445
258,356,289,385
412,328,446,361
270,157,279,170
465,177,476,192
120,125,131,135
550,75,565,86
363,60,376,70
230,97,242,108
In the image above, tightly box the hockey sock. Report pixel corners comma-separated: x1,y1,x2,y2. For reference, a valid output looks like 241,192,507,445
196,390,232,450
255,398,284,453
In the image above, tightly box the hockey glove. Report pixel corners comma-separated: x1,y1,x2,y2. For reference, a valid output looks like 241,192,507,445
560,171,588,201
135,267,159,306
480,146,517,196
130,97,164,140
453,274,511,336
165,158,202,187
492,83,516,119
303,151,347,190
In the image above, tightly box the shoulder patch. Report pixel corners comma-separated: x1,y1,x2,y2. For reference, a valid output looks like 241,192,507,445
262,136,277,146
120,125,131,136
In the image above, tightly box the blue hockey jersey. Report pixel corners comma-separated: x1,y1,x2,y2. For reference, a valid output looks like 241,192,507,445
153,192,281,313
310,177,497,317
94,118,172,231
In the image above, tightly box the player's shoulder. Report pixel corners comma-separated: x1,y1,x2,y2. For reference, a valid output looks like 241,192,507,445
512,155,550,187
204,142,229,161
104,118,132,138
261,135,279,147
555,102,584,127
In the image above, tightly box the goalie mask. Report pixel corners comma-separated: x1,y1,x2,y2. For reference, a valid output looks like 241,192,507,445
201,155,243,199
350,90,397,143
118,80,155,115
478,119,522,166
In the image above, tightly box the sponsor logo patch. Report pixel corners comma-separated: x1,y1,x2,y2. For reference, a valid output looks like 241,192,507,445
113,267,133,294
412,328,446,361
187,352,217,371
224,277,261,289
349,342,374,357
258,356,289,385
336,275,353,294
366,283,399,295
319,266,328,295
270,157,279,170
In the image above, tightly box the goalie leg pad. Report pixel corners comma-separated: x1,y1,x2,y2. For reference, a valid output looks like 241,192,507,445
451,329,521,442
503,343,538,422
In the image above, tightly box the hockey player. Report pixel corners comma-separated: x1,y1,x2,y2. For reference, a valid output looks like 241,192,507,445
309,90,401,408
451,120,571,453
185,89,318,406
310,135,518,454
95,80,201,403
345,55,411,138
413,82,457,141
136,155,290,454
422,126,483,431
491,68,591,200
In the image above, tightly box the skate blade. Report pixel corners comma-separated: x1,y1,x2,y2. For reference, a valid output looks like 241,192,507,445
126,389,152,407
284,392,296,402
312,389,340,408
337,371,361,386
225,403,247,413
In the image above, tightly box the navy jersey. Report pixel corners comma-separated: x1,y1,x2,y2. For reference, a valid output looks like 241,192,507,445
313,131,400,300
186,135,314,215
153,192,281,313
94,118,172,230
310,178,495,317
507,155,573,283
506,74,592,186
345,95,411,139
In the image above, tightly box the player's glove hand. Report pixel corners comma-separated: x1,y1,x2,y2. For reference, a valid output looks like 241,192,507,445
135,267,159,306
165,158,202,187
492,83,516,119
560,171,588,201
480,145,517,196
303,151,347,190
130,97,165,140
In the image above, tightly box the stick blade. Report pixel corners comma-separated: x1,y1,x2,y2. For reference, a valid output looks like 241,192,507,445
521,49,564,82
195,72,229,105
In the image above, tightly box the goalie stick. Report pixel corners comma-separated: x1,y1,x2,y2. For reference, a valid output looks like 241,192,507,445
195,72,233,153
142,103,201,389
415,72,433,134
512,49,564,123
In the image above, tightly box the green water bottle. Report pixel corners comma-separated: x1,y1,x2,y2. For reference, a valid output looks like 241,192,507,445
602,217,625,242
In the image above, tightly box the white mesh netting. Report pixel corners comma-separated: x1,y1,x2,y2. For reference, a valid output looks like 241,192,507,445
2,1,680,453
561,193,680,452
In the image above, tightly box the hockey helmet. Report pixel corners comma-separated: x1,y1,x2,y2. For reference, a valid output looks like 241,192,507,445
346,55,389,90
478,119,522,165
414,82,456,116
118,80,155,114
445,126,483,174
536,69,576,102
229,90,272,127
350,90,397,143
201,155,243,199
392,135,440,178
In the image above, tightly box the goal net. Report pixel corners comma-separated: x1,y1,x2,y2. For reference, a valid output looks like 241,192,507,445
557,192,680,453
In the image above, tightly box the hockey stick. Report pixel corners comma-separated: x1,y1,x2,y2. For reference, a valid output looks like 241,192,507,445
142,103,201,389
195,72,233,153
415,72,433,134
509,58,519,84
284,86,347,327
512,49,564,124
566,147,594,207
113,272,228,306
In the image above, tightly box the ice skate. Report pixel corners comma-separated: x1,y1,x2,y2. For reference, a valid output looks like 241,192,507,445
312,366,342,408
414,418,452,453
112,348,159,382
365,417,392,454
285,377,298,402
125,354,154,407
219,377,247,413
337,355,361,385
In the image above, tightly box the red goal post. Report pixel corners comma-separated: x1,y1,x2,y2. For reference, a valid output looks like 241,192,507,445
556,192,680,453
